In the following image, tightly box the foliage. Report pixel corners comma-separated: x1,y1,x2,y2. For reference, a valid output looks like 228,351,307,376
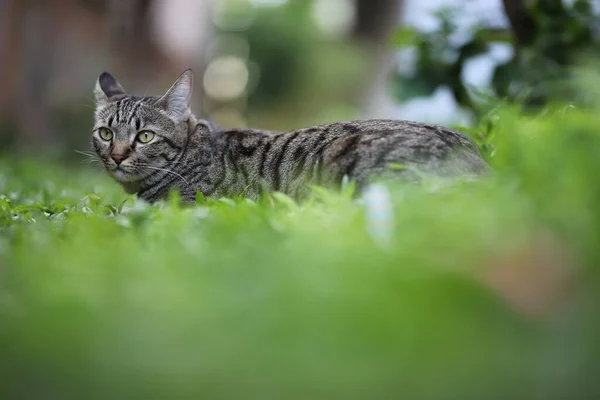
393,0,600,118
207,0,369,130
3,72,600,398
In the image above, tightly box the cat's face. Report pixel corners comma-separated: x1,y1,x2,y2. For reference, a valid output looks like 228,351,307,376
92,70,193,188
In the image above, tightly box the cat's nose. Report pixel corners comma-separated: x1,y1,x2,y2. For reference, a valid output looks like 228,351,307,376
111,154,128,165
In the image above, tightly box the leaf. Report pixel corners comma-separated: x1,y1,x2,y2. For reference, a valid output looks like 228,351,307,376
13,204,44,213
341,176,357,198
473,28,513,44
272,192,299,210
195,191,206,205
393,75,440,102
457,41,487,61
105,204,118,215
392,27,419,48
388,163,406,170
117,198,131,214
0,198,12,212
308,185,330,197
218,198,236,207
166,189,182,208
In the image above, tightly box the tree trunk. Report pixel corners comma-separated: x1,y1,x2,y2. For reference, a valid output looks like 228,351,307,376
352,0,405,119
0,0,69,151
354,0,404,45
501,0,536,48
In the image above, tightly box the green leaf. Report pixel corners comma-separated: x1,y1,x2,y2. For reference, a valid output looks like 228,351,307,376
195,191,206,205
393,75,440,102
388,163,406,170
117,198,131,214
218,198,236,207
341,175,357,198
272,192,299,210
167,189,182,208
392,27,419,48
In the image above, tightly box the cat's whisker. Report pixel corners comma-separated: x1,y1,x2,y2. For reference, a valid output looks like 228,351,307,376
75,150,102,163
85,95,98,106
139,165,190,185
74,150,105,173
80,158,100,164
129,165,145,177
75,150,97,157
73,103,97,110
143,84,152,97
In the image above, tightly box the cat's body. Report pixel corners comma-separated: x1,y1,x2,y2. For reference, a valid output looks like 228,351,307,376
91,70,490,204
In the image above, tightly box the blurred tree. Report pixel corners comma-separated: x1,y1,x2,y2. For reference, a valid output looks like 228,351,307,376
353,0,405,119
209,0,406,129
392,0,600,119
0,0,67,150
0,0,211,154
106,0,174,87
354,0,404,44
502,0,536,47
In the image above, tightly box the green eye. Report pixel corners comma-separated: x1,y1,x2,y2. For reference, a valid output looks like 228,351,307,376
137,131,155,143
98,127,113,141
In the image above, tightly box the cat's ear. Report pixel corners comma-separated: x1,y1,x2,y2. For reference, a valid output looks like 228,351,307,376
155,69,193,123
94,72,126,103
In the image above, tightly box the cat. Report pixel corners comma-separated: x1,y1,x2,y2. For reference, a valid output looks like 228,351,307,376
91,69,490,204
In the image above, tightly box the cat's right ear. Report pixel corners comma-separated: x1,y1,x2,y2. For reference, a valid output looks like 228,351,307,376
155,69,194,123
94,72,126,103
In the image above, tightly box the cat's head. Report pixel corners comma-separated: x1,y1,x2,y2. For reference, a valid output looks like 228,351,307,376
92,70,194,190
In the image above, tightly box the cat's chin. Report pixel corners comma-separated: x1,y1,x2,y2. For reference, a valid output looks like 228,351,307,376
110,168,139,183
108,170,141,194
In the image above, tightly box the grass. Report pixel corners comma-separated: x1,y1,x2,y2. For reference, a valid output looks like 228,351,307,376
1,96,600,399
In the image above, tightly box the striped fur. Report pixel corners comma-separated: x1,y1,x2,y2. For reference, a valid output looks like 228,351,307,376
92,70,490,204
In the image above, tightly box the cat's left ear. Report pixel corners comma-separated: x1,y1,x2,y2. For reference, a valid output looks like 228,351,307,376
94,72,126,103
156,69,194,123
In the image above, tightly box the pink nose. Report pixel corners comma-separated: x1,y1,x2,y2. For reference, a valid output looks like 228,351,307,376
111,154,127,164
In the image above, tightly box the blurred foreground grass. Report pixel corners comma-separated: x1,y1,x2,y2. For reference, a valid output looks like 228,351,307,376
2,94,600,399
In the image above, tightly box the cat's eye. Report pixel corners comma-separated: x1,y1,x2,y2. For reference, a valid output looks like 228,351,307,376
136,131,155,144
98,127,113,141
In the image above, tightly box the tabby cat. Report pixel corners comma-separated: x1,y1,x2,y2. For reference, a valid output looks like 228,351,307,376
91,70,489,204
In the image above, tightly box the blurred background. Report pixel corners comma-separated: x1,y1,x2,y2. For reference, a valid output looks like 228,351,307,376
0,0,598,158
3,3,600,398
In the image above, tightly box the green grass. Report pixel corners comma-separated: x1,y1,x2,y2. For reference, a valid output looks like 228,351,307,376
2,98,600,399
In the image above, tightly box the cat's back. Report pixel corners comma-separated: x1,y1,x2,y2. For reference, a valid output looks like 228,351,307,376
181,117,488,200
307,119,480,152
213,118,486,171
207,118,477,148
